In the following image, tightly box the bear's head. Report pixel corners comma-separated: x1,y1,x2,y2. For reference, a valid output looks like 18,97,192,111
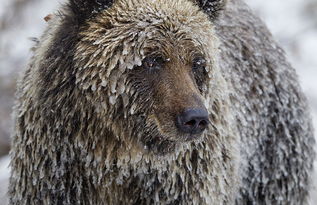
66,0,227,154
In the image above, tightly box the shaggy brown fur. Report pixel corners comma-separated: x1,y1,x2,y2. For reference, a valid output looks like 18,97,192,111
9,0,315,204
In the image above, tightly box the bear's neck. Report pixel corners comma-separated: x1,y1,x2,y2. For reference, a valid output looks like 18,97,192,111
71,132,239,204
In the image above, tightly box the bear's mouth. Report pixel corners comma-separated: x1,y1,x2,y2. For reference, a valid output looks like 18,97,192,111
182,133,202,141
156,132,203,145
168,131,203,143
149,133,204,154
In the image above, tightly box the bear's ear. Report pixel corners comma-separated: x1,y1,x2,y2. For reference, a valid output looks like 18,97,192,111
194,0,227,19
69,0,114,22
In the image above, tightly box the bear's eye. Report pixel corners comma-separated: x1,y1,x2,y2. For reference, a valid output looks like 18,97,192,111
143,55,165,72
192,56,207,71
192,56,207,92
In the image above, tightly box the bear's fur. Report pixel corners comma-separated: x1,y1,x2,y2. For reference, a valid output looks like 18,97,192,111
9,0,315,204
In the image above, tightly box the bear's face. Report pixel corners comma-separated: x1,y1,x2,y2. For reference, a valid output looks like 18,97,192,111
74,0,219,154
128,35,210,152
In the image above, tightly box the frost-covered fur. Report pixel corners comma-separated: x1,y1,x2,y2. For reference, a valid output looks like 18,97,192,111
9,0,315,204
216,1,315,203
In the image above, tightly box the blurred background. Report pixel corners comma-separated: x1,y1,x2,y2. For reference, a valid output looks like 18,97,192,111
0,0,316,204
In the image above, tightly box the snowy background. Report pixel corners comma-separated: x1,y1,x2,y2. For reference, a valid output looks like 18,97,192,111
0,0,316,204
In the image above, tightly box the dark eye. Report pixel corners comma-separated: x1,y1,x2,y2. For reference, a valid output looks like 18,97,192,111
192,56,208,92
143,55,165,72
192,56,206,71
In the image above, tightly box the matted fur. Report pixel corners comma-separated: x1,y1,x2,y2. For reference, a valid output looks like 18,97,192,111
9,0,315,204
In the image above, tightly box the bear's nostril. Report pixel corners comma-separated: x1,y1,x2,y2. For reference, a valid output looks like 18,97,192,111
199,120,208,129
185,120,196,127
176,108,209,135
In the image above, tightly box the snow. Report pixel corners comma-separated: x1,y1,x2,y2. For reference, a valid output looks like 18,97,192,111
0,0,62,76
0,156,10,205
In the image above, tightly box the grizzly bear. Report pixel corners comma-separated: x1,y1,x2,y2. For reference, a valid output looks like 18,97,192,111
9,0,315,204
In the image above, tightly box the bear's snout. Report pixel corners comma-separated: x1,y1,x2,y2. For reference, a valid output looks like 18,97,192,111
175,108,209,135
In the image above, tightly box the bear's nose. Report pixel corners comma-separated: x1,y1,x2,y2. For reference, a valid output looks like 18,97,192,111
176,108,209,134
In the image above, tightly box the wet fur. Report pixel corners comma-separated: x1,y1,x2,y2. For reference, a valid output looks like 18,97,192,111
9,0,315,204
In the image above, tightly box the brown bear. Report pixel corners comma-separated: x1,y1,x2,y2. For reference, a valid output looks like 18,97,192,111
9,0,315,204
